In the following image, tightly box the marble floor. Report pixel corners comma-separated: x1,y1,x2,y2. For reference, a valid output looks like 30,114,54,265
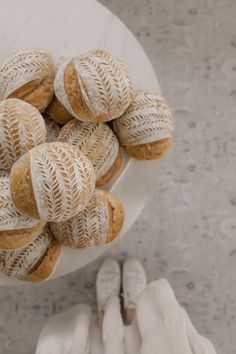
0,0,236,353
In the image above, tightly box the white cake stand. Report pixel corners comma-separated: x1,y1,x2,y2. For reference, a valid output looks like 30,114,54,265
0,0,160,285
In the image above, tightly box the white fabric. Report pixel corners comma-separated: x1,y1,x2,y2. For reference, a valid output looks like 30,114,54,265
36,279,216,354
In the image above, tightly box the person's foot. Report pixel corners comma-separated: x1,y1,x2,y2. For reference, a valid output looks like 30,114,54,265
123,257,147,324
96,257,121,316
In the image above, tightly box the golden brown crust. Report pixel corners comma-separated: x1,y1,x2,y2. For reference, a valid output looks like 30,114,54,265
106,192,125,243
96,148,123,187
0,222,45,250
125,138,172,160
46,95,72,125
23,237,61,282
8,77,54,113
64,60,96,122
10,153,39,219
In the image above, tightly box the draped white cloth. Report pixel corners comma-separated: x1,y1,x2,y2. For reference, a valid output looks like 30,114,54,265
36,279,216,354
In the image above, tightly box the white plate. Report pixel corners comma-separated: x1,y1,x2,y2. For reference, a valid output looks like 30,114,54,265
0,0,160,285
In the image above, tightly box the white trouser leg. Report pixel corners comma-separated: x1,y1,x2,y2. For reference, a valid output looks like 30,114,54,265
102,295,125,354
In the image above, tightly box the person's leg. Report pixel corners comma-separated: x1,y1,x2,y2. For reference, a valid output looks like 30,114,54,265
36,304,92,354
102,295,125,354
136,279,217,354
96,257,121,327
123,257,147,325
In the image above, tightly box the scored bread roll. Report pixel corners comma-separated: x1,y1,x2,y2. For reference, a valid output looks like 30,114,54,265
0,98,46,170
0,48,55,112
50,189,124,248
58,120,122,186
0,177,45,250
44,116,61,142
113,91,174,160
46,95,72,125
10,142,95,222
0,170,9,178
54,50,134,123
0,228,60,282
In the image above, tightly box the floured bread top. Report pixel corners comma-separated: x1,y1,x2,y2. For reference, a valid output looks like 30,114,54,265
0,177,39,231
0,170,9,178
54,57,77,117
113,91,174,145
54,50,134,121
58,120,119,180
0,229,51,278
0,48,55,99
44,116,61,143
29,142,95,222
0,99,46,170
50,189,110,248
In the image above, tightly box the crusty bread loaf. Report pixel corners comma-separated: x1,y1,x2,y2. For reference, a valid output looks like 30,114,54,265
46,95,72,125
58,120,122,186
44,115,61,142
0,177,45,250
10,142,96,222
50,189,124,248
54,50,134,123
0,99,46,170
113,91,174,160
0,170,9,178
0,48,55,112
0,228,60,282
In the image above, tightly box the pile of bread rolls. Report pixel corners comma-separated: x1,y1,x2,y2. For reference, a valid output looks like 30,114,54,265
0,48,173,282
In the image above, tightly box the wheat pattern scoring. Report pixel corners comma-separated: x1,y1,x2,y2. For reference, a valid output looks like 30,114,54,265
0,177,39,231
0,230,51,278
0,48,55,100
54,50,133,121
113,91,174,145
50,189,109,248
76,50,134,119
0,99,46,170
58,120,119,180
30,142,95,222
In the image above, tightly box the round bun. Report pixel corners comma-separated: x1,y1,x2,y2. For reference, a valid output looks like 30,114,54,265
44,116,61,142
58,119,122,186
54,50,134,123
0,170,9,178
0,48,55,112
0,177,45,250
0,98,46,170
10,142,96,222
50,189,124,248
113,91,174,160
46,95,73,125
0,228,60,282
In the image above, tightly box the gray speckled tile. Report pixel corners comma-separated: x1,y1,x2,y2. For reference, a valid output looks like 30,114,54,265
0,0,235,353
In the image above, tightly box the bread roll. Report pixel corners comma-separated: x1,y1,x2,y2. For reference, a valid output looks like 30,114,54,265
54,50,134,123
46,95,72,125
0,98,46,170
10,142,95,222
0,228,60,282
50,189,124,248
113,91,174,160
0,177,45,250
0,48,55,112
44,116,61,142
0,170,9,178
58,119,122,186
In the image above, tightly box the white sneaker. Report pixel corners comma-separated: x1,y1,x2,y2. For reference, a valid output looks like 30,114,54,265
123,257,147,310
96,257,121,313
